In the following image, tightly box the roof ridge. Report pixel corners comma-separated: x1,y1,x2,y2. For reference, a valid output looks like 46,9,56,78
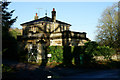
21,16,71,26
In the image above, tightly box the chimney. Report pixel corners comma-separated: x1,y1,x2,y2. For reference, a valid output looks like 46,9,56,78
34,13,38,20
52,8,56,22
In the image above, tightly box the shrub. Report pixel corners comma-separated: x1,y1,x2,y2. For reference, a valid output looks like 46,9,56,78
83,41,116,63
2,64,14,73
46,42,116,66
83,41,98,64
97,45,116,60
47,46,63,63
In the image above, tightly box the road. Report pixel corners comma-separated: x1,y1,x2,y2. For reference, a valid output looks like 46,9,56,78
64,69,120,79
2,59,120,79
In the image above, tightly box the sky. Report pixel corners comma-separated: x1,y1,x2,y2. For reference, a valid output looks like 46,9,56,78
8,2,117,41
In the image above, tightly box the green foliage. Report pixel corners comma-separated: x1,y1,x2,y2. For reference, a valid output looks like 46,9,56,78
83,41,98,64
9,29,18,39
46,42,115,66
2,2,18,60
2,2,17,33
96,3,119,49
83,41,116,63
97,45,116,60
84,41,98,56
9,28,22,39
47,46,63,63
2,64,14,73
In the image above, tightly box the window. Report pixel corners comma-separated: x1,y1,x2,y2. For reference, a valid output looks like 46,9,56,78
66,26,69,30
33,27,36,33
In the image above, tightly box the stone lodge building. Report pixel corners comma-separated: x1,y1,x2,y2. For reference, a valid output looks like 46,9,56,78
19,8,90,62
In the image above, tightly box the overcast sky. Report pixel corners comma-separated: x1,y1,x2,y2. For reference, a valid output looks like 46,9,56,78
8,2,117,41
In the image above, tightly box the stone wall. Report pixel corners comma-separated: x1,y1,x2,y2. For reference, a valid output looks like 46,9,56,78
22,22,69,36
50,31,88,46
94,54,120,61
50,38,88,46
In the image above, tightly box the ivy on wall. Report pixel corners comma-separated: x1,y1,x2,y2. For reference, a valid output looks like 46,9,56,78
47,46,63,63
47,42,116,65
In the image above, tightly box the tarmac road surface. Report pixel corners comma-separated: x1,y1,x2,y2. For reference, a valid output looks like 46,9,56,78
64,69,120,79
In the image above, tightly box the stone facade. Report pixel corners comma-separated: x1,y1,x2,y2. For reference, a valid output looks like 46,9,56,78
19,8,90,62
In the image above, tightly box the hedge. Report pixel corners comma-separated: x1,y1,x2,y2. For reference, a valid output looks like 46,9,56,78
47,46,64,63
46,42,116,65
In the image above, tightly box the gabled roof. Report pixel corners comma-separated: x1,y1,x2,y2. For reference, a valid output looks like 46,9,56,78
20,16,71,26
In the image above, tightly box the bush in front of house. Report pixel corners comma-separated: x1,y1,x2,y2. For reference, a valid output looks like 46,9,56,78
83,41,98,64
47,46,63,63
46,42,116,67
47,46,75,66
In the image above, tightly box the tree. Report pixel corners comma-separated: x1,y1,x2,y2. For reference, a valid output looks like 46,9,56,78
2,1,18,60
83,41,98,64
9,28,22,39
96,3,119,49
2,1,17,35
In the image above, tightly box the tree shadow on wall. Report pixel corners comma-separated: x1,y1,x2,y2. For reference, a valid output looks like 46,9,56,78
61,31,86,67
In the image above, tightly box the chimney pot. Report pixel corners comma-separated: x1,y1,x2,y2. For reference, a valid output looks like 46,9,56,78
53,8,55,11
36,13,37,16
34,13,38,20
52,8,56,22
